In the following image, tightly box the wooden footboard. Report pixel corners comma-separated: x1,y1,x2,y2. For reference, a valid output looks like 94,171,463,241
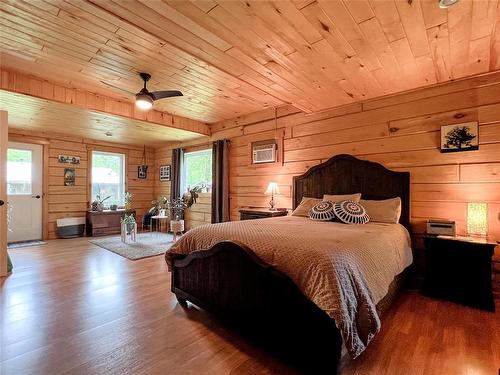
169,240,343,374
169,240,409,373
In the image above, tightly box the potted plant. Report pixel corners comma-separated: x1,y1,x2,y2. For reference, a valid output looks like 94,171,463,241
182,185,203,208
170,198,187,221
91,194,110,212
124,191,133,210
120,214,136,234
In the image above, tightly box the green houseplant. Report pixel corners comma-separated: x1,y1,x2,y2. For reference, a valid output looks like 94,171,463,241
91,194,110,212
120,214,136,234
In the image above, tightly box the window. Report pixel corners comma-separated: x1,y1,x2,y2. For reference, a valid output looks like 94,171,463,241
182,149,212,192
7,148,32,195
91,151,125,206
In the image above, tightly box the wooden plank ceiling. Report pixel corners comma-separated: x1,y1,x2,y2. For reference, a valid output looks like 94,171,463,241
1,90,205,145
1,0,499,124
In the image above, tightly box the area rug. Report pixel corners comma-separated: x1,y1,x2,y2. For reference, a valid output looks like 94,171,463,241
89,233,175,260
8,240,47,249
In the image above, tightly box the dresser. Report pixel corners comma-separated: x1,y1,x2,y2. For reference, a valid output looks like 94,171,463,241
86,209,136,237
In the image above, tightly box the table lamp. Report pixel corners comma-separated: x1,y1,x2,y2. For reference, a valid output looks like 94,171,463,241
467,202,488,237
265,182,280,211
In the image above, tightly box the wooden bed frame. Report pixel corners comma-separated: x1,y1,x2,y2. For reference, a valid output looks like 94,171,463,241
167,154,411,374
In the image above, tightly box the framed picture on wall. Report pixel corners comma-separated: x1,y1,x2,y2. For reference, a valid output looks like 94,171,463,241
160,165,171,181
137,165,148,179
440,122,479,153
64,168,75,186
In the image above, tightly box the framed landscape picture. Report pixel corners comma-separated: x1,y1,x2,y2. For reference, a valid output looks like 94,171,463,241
159,165,171,181
64,168,75,186
440,122,479,153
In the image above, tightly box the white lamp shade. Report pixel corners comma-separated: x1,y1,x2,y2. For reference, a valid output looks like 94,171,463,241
265,182,280,195
467,202,488,236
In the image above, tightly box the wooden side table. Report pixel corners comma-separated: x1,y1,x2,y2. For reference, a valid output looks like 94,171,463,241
171,220,185,241
423,235,496,311
239,207,288,221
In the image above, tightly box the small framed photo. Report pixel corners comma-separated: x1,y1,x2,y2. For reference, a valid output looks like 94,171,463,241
137,165,148,179
160,165,171,181
64,168,75,186
440,122,479,153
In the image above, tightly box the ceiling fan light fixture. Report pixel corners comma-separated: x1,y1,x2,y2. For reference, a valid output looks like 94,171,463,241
135,94,153,110
438,0,459,8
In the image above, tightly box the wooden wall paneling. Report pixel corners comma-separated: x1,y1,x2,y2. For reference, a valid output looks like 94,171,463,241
194,72,500,245
8,130,156,239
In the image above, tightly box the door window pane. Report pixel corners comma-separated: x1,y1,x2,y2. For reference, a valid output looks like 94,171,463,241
7,148,32,195
91,151,125,207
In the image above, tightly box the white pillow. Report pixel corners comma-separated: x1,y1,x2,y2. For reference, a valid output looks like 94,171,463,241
359,197,401,224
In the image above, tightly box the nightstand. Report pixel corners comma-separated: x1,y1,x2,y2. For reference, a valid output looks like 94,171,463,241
423,235,496,311
239,207,288,221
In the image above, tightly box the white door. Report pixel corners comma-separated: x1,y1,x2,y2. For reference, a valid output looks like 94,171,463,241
7,142,43,242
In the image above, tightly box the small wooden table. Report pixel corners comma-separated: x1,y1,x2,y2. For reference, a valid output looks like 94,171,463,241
239,207,288,221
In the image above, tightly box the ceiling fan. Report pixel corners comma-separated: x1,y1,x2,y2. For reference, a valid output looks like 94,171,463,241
101,72,183,110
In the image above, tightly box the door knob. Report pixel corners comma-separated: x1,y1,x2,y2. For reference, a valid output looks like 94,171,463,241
0,200,4,206
32,195,41,199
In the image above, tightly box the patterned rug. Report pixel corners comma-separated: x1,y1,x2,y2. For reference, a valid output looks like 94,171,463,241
89,232,175,260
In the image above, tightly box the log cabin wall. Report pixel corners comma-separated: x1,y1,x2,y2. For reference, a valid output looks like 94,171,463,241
209,72,500,246
8,130,155,240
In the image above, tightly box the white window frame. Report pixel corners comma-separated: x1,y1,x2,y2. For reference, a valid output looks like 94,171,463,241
91,150,126,205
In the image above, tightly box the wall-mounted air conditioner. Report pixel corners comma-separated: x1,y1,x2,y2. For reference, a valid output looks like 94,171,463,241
252,141,276,164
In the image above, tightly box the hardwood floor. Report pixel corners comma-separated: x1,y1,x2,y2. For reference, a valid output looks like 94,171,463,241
1,238,498,375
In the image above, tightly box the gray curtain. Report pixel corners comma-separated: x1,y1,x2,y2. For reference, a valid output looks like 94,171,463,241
212,140,230,223
170,148,184,201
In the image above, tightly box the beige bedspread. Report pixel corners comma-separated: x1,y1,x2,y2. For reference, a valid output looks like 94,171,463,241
166,216,412,358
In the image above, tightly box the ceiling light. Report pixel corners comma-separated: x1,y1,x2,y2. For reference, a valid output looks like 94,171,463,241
438,0,459,8
135,93,153,110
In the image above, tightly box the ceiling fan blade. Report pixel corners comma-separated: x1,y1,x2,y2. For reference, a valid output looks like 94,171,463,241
100,81,136,96
150,90,183,100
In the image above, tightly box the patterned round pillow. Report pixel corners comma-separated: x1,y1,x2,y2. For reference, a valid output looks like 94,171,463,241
333,200,370,224
309,200,336,221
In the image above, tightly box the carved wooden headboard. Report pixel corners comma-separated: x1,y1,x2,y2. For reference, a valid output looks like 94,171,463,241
293,154,410,230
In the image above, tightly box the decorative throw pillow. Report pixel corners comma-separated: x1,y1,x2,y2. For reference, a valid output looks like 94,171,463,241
323,193,361,203
359,197,401,224
333,200,370,225
309,201,336,221
292,197,322,217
